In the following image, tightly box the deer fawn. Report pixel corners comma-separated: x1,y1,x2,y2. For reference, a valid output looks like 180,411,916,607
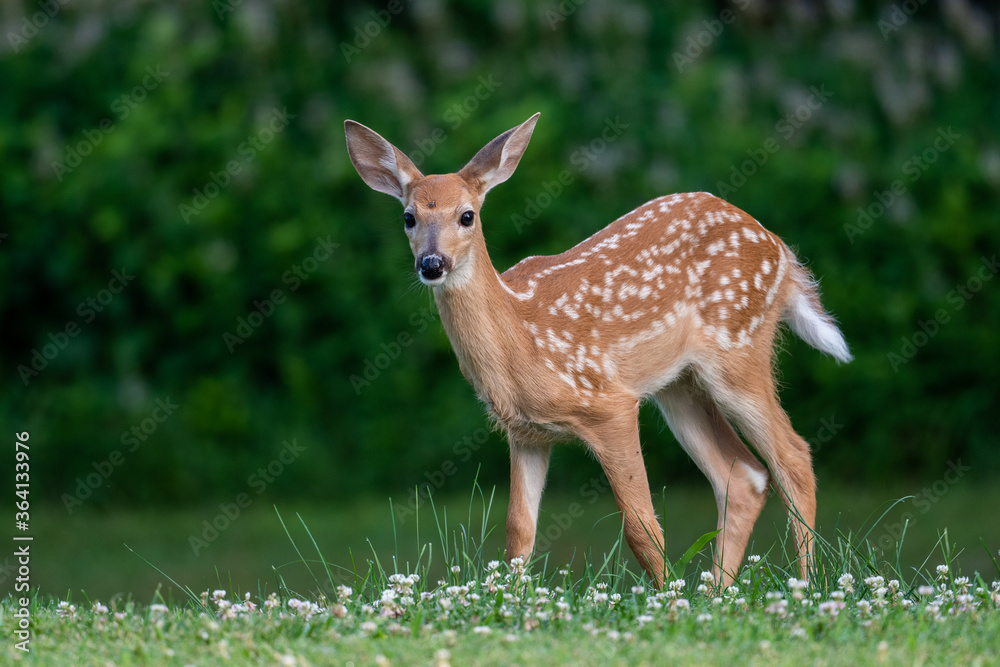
344,113,851,587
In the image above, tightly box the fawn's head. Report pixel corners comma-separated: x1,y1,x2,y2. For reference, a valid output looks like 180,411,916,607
345,113,539,287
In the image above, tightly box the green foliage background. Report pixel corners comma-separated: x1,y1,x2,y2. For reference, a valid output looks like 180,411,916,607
1,1,998,511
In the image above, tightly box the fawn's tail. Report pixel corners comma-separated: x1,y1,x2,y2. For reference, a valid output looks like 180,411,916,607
781,250,853,364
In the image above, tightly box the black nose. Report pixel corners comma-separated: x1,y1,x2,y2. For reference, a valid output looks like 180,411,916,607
420,255,445,280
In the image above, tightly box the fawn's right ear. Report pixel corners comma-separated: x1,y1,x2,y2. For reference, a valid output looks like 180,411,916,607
344,120,423,204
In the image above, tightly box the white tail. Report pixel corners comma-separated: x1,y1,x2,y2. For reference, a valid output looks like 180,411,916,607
345,113,850,586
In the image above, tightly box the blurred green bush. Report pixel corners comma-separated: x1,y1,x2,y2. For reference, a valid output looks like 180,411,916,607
1,1,997,509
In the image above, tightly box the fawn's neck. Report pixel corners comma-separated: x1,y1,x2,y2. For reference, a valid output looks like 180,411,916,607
432,239,531,417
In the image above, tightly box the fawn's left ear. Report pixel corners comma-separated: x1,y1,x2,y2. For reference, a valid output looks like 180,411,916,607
344,120,424,204
459,112,539,199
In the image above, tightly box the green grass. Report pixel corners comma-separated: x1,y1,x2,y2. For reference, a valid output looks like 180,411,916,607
4,483,1000,665
24,479,1000,601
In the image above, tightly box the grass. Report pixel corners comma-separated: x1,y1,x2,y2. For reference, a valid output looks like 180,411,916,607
3,482,1000,665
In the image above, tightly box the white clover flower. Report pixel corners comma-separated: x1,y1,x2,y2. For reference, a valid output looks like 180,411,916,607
92,602,109,615
748,554,761,565
696,612,712,623
788,578,808,600
451,565,461,574
765,599,788,616
632,585,645,595
916,585,935,597
337,585,354,600
857,599,871,615
837,573,855,593
487,560,500,571
669,579,686,592
473,625,492,635
700,571,715,584
697,584,708,594
818,600,843,617
212,589,227,601
936,564,949,577
864,575,884,589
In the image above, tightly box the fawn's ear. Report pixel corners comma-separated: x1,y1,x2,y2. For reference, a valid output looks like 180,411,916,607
344,120,423,204
459,112,539,199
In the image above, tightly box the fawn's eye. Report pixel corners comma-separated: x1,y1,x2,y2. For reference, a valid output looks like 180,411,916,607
403,212,416,229
460,210,475,227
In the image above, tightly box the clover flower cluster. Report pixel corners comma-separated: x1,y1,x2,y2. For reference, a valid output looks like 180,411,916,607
40,557,1000,644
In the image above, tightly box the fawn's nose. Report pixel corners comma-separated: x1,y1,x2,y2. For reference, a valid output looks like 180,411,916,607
418,254,451,283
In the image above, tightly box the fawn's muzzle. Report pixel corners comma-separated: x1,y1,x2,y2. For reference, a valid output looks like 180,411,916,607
418,254,451,283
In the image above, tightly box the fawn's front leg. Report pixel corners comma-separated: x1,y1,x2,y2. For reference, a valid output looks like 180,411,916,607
581,410,666,587
506,441,551,562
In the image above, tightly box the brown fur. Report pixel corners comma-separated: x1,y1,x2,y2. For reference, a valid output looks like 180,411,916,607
345,114,849,586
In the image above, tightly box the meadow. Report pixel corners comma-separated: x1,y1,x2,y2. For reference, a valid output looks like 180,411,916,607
4,481,999,665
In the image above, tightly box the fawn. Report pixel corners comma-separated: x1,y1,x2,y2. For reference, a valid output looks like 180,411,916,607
344,113,851,586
